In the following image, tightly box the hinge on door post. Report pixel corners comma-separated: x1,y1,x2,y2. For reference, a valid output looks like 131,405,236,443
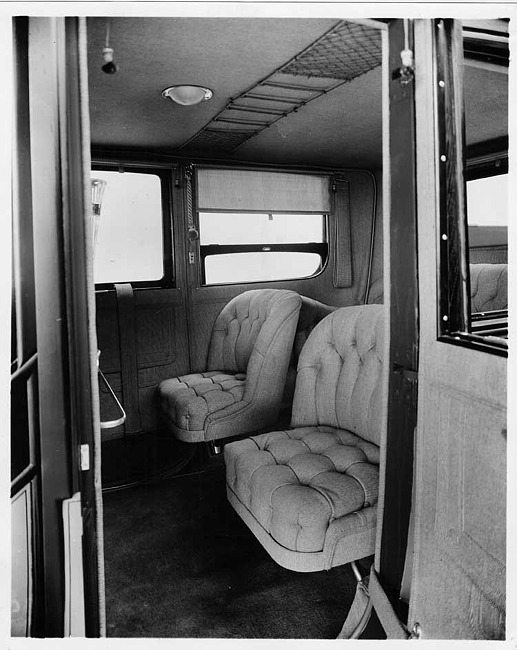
393,363,418,384
409,622,422,639
393,48,415,86
392,18,415,86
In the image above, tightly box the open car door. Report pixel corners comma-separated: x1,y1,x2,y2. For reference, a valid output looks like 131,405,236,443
345,18,507,641
406,19,507,639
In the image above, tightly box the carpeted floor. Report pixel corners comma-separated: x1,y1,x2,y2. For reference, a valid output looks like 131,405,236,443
102,454,373,638
101,431,197,491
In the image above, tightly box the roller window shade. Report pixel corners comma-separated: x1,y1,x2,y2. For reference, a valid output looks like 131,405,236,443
196,168,331,212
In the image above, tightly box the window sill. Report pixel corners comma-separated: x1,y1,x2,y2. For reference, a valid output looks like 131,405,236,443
438,331,508,357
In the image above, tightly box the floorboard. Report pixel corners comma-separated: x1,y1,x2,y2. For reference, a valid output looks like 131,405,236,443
102,454,372,638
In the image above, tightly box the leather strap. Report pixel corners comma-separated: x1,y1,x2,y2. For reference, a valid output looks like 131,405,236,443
332,178,353,288
115,283,143,436
369,567,410,639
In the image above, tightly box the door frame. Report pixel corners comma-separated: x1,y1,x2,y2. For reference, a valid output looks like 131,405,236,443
377,18,419,620
12,16,103,637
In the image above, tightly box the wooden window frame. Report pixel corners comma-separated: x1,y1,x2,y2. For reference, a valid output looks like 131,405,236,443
435,19,508,358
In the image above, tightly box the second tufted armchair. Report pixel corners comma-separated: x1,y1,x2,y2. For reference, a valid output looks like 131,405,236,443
158,289,302,443
225,304,386,572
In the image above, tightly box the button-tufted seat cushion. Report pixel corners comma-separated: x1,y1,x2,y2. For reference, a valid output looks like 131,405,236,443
470,263,508,313
158,289,302,443
160,371,246,432
225,305,386,572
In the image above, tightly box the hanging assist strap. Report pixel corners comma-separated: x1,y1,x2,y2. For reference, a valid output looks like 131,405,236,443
332,177,353,288
115,283,144,436
337,564,419,640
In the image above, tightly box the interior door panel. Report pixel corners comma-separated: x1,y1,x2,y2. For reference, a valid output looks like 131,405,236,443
96,288,190,438
407,20,507,639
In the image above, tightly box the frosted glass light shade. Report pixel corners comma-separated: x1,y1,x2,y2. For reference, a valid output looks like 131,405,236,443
91,178,107,211
162,85,213,106
91,178,107,255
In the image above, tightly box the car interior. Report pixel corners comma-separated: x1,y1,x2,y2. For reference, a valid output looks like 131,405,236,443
11,14,508,640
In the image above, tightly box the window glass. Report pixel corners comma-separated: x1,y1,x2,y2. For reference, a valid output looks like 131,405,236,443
199,211,327,285
92,170,164,284
205,252,323,285
199,212,325,245
466,174,508,226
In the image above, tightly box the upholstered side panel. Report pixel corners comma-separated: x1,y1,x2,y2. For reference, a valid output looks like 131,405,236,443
469,263,507,312
367,276,384,305
207,289,301,374
96,288,190,439
291,305,385,447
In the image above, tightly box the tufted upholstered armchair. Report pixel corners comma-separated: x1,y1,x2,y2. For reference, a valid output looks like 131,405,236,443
225,304,386,572
158,289,302,443
470,263,508,313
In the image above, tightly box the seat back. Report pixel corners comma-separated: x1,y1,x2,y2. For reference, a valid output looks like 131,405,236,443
282,296,335,407
469,263,508,312
291,304,386,447
207,288,301,379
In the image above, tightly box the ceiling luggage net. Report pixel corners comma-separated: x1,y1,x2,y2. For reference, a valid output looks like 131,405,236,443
181,20,382,153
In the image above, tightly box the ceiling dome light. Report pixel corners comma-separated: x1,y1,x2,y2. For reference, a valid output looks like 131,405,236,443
162,85,213,106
